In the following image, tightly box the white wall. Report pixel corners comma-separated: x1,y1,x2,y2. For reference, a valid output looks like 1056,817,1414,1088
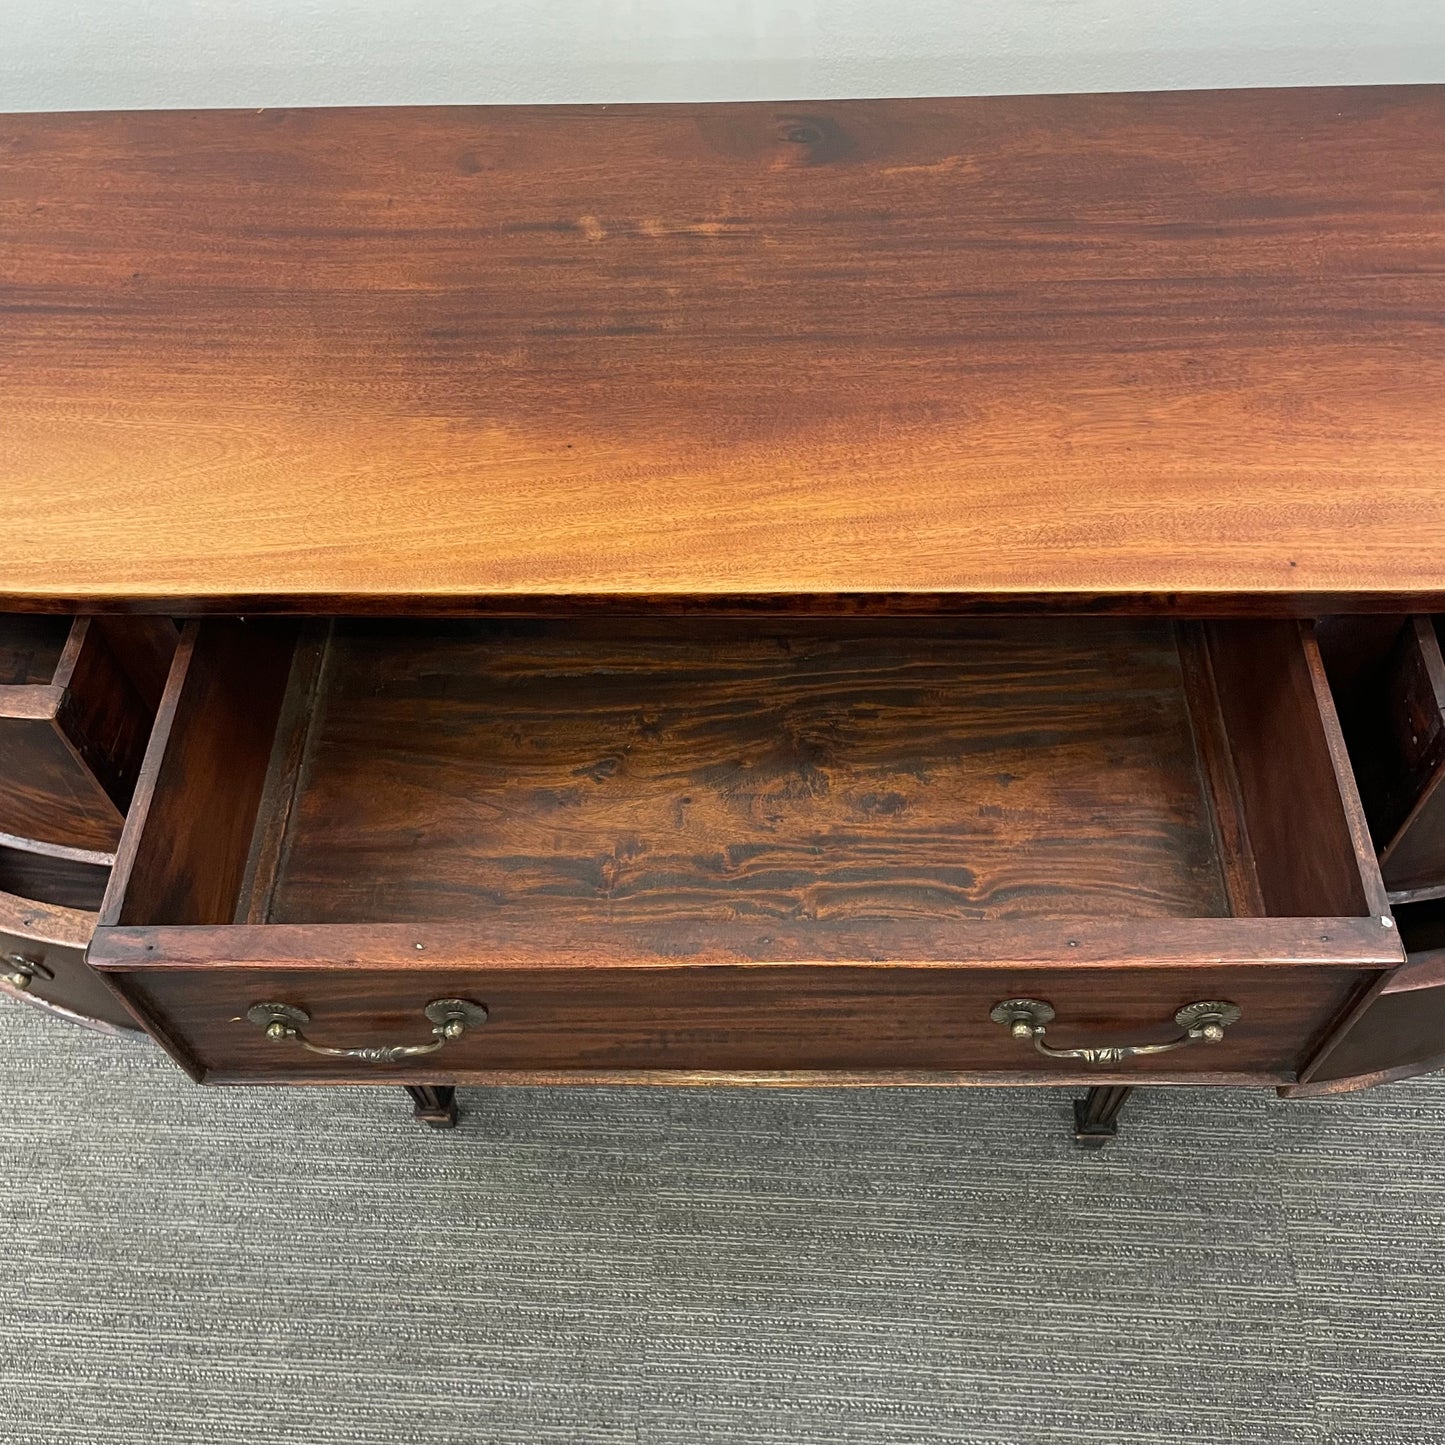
2,0,1443,112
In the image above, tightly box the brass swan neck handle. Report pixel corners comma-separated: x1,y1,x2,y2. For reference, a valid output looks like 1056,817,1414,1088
246,999,488,1065
990,999,1242,1065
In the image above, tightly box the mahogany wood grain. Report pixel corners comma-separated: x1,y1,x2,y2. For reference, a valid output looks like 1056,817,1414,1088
236,624,329,926
0,886,138,1032
3,89,1445,611
0,617,71,685
91,612,1404,1088
1176,625,1265,917
101,619,296,928
87,917,1400,974
94,616,1402,961
270,617,1232,929
0,712,122,851
0,625,121,851
0,616,174,851
108,959,1371,1084
90,616,179,715
1374,618,1445,892
0,888,94,951
11,593,1445,621
211,1069,1290,1089
0,836,111,911
1287,895,1445,1092
55,619,166,818
1287,979,1445,1096
1205,623,1387,919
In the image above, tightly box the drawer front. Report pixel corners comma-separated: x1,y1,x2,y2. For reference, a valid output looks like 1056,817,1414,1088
0,900,137,1034
111,963,1373,1084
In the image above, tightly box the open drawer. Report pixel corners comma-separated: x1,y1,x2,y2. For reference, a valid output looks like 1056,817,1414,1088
0,613,174,1033
0,877,138,1036
1329,615,1445,901
0,804,140,1034
0,613,177,853
89,616,1401,1086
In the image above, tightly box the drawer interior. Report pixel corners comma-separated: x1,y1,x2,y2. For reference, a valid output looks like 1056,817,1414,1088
273,617,1230,926
1320,614,1445,901
0,613,178,855
0,615,73,687
106,615,1389,946
0,837,110,912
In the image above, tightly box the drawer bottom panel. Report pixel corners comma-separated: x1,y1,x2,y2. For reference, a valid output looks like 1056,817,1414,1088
110,964,1375,1084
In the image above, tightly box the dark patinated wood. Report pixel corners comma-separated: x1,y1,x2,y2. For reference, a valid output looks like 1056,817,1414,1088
1277,629,1445,1094
11,592,1445,621
0,617,71,685
88,613,1401,1096
1315,614,1445,904
210,1068,1290,1089
1289,897,1445,1093
1205,622,1388,919
0,616,177,852
101,619,297,929
96,615,1396,942
0,886,138,1033
271,617,1234,928
9,89,1440,1119
90,916,1401,974
235,623,330,926
0,618,130,851
1285,972,1445,1095
1073,1085,1134,1149
0,608,173,1031
0,835,111,911
90,616,180,715
1372,619,1445,893
1176,626,1265,918
3,89,1445,612
404,1085,459,1130
102,958,1370,1084
84,612,1404,1103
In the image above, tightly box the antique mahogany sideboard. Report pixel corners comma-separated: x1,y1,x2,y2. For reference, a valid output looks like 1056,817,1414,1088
3,87,1445,1145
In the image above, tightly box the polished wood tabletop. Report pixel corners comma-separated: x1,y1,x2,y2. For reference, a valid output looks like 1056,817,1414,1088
2,87,1443,611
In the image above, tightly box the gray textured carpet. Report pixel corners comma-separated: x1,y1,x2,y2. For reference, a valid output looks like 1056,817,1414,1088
2,999,1443,1445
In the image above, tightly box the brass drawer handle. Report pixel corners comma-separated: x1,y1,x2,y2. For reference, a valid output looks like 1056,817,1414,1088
246,999,488,1064
990,998,1242,1064
2,953,55,993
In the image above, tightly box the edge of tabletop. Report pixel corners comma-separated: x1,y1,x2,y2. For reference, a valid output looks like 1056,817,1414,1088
2,588,1445,618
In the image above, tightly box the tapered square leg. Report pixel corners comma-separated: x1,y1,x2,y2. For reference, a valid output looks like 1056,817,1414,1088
404,1085,459,1129
1073,1085,1134,1149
